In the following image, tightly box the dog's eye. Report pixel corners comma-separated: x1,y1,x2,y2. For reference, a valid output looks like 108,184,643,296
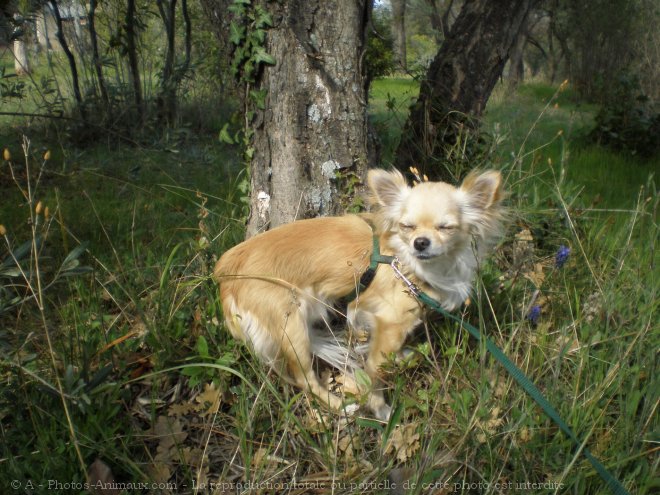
399,223,415,231
436,224,457,231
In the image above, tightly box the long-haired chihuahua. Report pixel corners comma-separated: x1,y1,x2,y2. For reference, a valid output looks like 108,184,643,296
214,168,503,419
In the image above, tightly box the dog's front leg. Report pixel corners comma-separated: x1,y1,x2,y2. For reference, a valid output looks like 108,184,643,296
364,319,412,421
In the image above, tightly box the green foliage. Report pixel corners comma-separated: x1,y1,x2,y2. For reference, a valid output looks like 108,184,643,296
1,134,245,485
228,0,275,84
223,0,277,210
365,7,395,81
406,34,437,74
590,73,660,157
0,65,26,100
0,145,93,315
0,236,92,315
0,0,228,146
556,0,657,102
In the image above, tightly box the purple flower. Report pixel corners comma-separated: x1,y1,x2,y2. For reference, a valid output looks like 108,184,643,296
555,245,571,268
527,305,541,325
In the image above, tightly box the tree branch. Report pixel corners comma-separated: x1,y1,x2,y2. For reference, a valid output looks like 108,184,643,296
48,0,85,119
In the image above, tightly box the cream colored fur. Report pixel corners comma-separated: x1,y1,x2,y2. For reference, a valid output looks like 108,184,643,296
214,169,504,420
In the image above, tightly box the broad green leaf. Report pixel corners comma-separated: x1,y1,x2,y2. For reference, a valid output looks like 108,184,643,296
219,123,235,144
197,335,209,358
253,47,276,66
229,22,245,46
61,242,89,272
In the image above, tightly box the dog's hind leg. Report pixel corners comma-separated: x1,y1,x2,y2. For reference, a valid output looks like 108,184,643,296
222,290,343,412
277,313,344,412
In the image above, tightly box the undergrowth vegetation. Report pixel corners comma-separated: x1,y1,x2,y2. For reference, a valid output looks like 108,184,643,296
1,79,657,494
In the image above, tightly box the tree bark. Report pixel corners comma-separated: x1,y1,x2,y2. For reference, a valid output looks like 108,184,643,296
507,16,529,91
246,0,371,237
13,39,29,75
88,0,109,107
49,0,85,118
391,0,406,70
156,0,177,124
395,0,535,182
125,0,143,123
199,0,233,93
424,0,455,43
180,0,192,79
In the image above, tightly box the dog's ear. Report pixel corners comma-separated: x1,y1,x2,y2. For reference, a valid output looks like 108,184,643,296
460,170,502,210
368,168,409,209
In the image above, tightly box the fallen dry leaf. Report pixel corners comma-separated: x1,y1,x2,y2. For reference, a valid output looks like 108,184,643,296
524,262,546,288
148,462,171,485
167,402,196,417
385,423,421,463
151,416,187,452
87,459,120,495
194,382,222,417
476,407,505,443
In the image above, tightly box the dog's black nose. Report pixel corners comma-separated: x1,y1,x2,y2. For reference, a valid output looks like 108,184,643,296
413,237,431,251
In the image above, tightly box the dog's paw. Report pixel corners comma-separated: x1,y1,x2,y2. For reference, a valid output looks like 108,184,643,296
399,347,416,360
343,403,360,416
373,403,392,422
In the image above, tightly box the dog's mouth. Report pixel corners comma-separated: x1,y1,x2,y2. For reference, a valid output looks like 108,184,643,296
414,252,437,260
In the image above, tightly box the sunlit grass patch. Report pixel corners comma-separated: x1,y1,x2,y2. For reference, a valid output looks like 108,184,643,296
369,77,419,164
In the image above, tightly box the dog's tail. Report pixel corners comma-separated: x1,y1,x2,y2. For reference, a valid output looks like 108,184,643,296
309,329,367,375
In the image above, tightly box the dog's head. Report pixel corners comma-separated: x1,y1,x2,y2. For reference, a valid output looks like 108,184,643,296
368,168,504,262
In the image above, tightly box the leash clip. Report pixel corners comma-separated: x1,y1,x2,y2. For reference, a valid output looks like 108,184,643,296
390,258,421,297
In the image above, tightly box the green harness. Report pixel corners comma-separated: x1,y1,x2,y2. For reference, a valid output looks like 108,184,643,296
354,235,396,295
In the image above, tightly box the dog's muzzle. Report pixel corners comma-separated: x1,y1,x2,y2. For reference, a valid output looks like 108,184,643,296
413,236,431,252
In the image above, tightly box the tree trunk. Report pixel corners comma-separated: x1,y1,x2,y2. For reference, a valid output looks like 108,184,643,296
49,0,85,119
391,0,406,71
13,39,30,75
88,0,109,107
246,0,371,237
507,18,529,92
547,0,570,89
199,0,233,93
156,0,177,124
395,0,535,182
125,0,143,123
424,0,455,43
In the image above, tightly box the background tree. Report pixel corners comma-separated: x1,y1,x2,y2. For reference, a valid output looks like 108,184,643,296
395,0,535,182
213,0,373,237
548,0,658,103
49,0,84,117
125,0,143,124
559,0,638,102
156,0,192,125
1,1,31,76
87,0,109,108
390,0,406,70
364,4,395,88
408,0,458,44
12,14,30,76
634,0,660,102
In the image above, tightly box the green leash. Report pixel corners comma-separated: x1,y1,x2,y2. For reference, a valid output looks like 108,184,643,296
416,290,629,495
361,239,630,495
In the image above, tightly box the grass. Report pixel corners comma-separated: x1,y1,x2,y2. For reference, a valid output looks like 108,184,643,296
1,75,658,494
370,77,658,207
369,77,418,165
0,136,245,488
